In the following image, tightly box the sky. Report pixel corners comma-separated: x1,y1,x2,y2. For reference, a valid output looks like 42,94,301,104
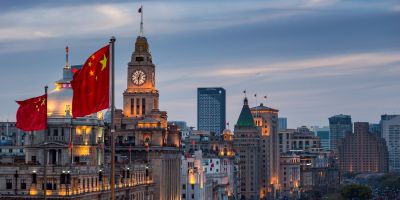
0,0,399,128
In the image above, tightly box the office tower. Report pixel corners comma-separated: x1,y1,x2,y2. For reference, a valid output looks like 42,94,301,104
197,87,226,135
369,123,381,137
338,122,389,173
278,117,287,130
381,114,400,172
233,98,261,199
312,126,330,150
328,114,352,151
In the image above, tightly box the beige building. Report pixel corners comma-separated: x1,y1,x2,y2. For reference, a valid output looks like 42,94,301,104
251,103,279,199
278,127,321,154
338,122,389,173
112,35,181,200
279,154,300,198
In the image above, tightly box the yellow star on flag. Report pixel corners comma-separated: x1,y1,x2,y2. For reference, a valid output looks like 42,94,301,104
88,61,92,67
90,70,95,76
100,55,108,71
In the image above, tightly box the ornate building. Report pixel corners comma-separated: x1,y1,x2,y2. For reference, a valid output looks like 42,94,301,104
112,35,181,200
0,64,154,199
251,103,279,199
233,98,261,200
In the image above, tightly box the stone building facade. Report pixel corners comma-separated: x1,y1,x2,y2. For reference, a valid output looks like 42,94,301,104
111,35,181,200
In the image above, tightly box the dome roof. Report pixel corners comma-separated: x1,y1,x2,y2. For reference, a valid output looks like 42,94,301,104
223,128,233,135
47,65,82,118
47,86,73,117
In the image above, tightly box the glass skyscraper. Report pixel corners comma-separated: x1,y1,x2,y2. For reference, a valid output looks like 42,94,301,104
197,87,226,135
278,117,287,130
329,114,352,151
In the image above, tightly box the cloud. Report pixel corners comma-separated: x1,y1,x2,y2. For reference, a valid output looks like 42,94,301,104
0,0,340,42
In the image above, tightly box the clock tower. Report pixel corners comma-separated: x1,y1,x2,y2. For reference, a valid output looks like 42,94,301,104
123,36,159,117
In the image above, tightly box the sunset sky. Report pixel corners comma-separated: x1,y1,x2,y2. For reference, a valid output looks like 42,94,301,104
0,0,399,128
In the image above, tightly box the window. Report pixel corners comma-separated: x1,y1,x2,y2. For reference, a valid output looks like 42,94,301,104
53,129,58,136
142,98,146,115
6,179,12,189
21,179,26,190
131,98,135,115
136,98,140,115
182,184,186,189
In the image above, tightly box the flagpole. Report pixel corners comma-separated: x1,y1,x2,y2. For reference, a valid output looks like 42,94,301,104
44,85,48,200
109,36,116,200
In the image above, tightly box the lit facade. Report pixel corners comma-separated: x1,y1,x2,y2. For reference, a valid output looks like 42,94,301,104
113,35,181,200
251,103,279,199
0,65,154,199
233,98,261,200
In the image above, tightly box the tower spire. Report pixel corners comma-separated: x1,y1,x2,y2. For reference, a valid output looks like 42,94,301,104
64,46,69,69
138,5,144,36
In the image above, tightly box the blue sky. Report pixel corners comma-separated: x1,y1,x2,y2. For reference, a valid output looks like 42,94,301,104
0,0,399,128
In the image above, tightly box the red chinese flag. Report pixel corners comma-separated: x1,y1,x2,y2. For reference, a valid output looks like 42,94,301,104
16,94,47,131
71,45,110,118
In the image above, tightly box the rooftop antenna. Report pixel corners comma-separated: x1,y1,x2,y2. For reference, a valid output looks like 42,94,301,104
64,46,69,69
138,4,144,36
254,93,258,118
264,95,267,105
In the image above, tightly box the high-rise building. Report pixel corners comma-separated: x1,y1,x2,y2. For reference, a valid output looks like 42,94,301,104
311,126,330,150
278,117,287,130
233,98,261,200
369,123,381,137
197,87,226,135
337,122,389,173
381,114,400,172
251,103,279,199
328,114,352,151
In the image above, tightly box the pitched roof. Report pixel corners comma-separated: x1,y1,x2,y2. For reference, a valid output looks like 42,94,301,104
235,98,256,128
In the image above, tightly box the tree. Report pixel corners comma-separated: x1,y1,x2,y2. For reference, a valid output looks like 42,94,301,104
340,184,372,200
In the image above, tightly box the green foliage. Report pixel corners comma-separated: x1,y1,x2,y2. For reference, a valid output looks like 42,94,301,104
340,184,372,200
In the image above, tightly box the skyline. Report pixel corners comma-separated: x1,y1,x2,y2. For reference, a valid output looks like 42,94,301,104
1,0,400,128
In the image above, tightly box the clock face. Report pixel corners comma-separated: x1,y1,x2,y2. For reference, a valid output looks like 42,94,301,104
131,70,146,85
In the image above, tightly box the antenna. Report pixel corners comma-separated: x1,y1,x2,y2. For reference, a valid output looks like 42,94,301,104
138,4,144,36
65,46,69,69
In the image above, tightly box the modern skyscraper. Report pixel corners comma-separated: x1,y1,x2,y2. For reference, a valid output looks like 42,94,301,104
312,126,330,150
369,123,381,137
338,122,389,173
197,87,226,135
328,114,352,151
278,117,287,130
381,114,400,172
